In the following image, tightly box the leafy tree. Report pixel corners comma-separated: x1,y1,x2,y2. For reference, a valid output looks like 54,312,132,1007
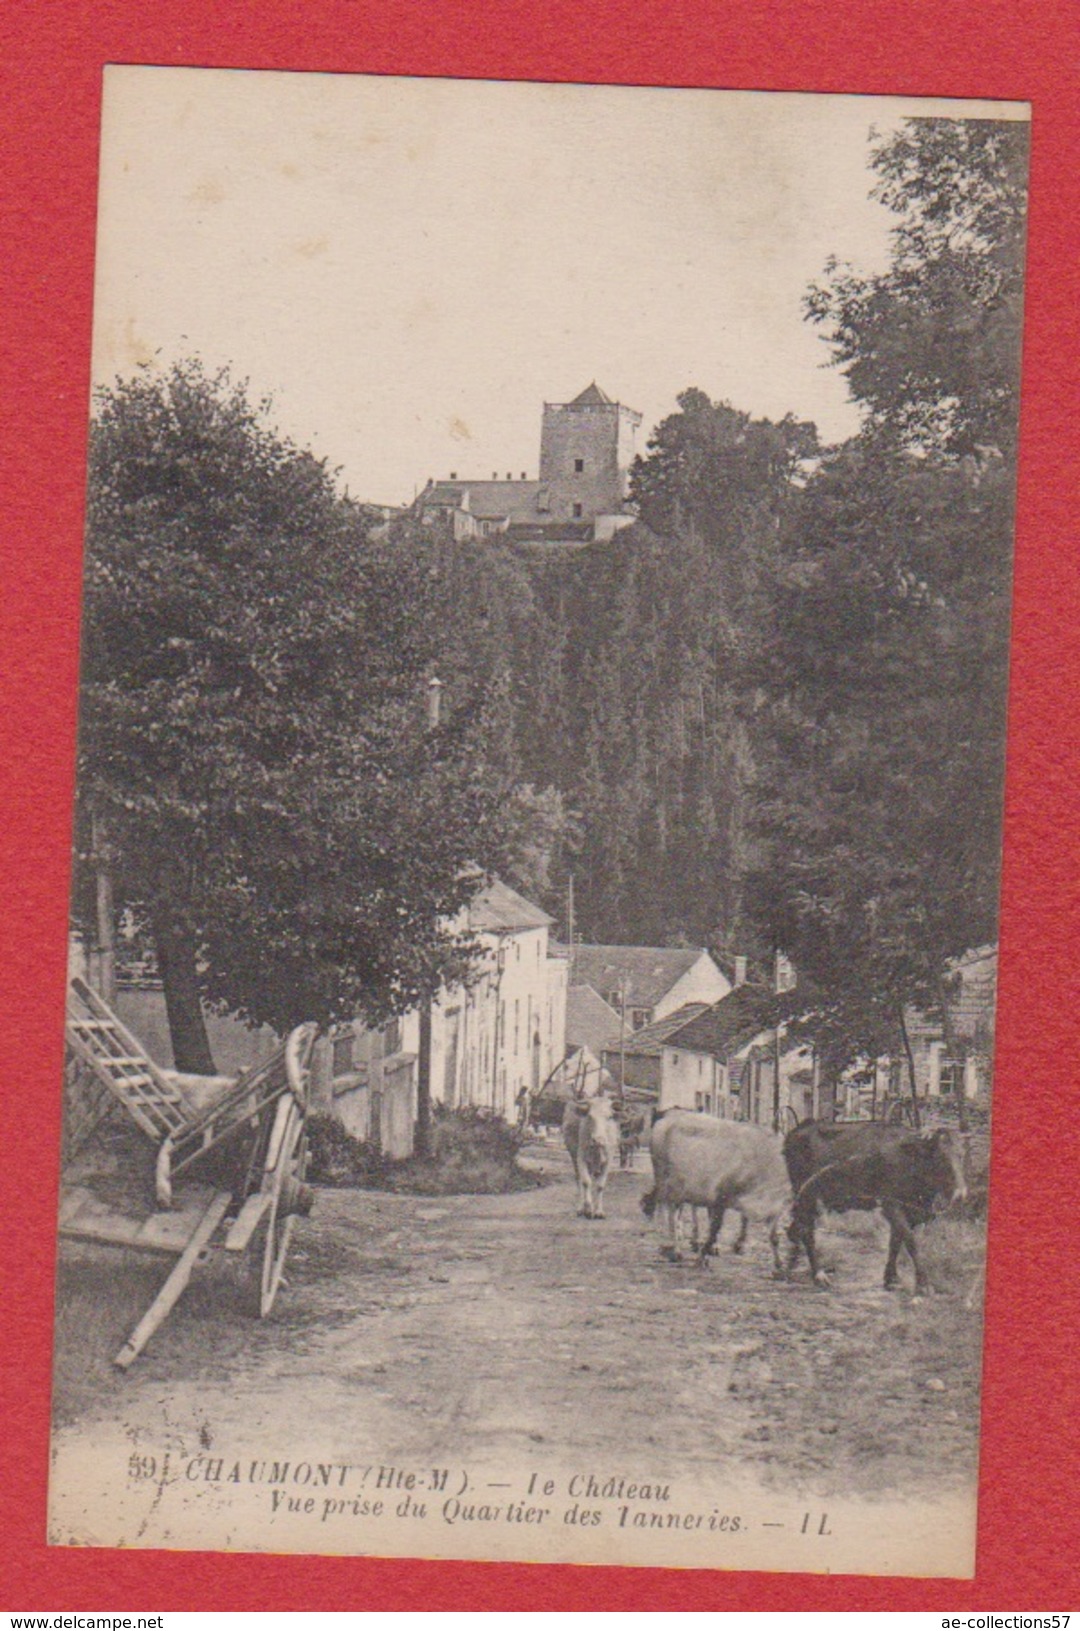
501,784,583,915
749,116,1023,1104
750,447,1012,1106
77,361,513,1069
806,117,1029,456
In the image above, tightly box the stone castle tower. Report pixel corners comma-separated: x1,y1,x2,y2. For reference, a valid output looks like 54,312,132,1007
538,383,642,525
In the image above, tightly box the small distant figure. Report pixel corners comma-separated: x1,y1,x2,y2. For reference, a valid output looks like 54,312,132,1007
617,1107,645,1170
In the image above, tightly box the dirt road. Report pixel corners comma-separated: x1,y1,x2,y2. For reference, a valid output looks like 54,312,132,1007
53,1138,984,1514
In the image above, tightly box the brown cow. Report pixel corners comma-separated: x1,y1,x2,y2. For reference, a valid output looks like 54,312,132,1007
783,1119,968,1291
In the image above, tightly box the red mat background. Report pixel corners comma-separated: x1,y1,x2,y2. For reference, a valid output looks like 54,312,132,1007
3,0,1078,1610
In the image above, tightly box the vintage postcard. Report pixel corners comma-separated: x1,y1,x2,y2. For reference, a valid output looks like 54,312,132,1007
50,68,1029,1576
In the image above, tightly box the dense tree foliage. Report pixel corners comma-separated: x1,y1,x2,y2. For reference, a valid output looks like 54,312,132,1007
747,116,1024,1089
806,118,1029,456
78,362,514,1068
486,400,808,952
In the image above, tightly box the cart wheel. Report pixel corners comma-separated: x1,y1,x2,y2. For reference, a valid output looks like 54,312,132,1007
244,1100,313,1318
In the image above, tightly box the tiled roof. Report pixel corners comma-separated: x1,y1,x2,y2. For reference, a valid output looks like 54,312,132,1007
469,877,553,933
418,479,544,520
562,944,710,1009
663,984,780,1061
566,984,623,1057
598,1002,711,1058
569,382,613,407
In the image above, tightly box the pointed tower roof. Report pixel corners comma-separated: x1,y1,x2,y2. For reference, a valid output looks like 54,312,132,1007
568,382,613,407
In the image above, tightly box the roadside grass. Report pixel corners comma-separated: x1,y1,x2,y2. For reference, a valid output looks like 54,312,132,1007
919,1210,988,1299
306,1106,539,1195
51,1251,160,1425
793,1206,986,1297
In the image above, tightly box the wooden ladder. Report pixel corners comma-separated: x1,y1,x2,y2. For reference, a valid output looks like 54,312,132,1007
65,976,193,1147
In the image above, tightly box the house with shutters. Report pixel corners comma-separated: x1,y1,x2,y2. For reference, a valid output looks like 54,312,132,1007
846,945,998,1120
599,1002,711,1098
318,877,569,1150
658,981,813,1125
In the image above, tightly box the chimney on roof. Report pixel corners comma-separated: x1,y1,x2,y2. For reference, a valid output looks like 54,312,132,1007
734,955,748,988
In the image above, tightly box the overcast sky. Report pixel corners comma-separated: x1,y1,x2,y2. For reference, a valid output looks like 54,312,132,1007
92,71,1025,506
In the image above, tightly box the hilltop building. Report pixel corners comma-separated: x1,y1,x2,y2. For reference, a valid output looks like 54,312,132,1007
413,384,642,545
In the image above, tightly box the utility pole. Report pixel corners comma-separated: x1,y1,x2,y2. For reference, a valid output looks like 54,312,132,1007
415,675,442,1160
772,948,786,1133
91,813,116,1004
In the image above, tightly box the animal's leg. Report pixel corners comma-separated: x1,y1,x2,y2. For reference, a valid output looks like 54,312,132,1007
698,1204,725,1267
784,1210,802,1277
570,1155,585,1215
593,1169,607,1219
882,1199,923,1290
792,1203,828,1286
731,1212,749,1255
692,1206,719,1255
687,1206,700,1250
768,1216,785,1276
579,1170,593,1219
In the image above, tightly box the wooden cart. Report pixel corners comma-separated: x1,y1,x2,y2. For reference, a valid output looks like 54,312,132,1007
60,977,318,1369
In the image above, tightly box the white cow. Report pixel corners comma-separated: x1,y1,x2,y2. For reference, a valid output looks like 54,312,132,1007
642,1109,791,1270
562,1094,621,1219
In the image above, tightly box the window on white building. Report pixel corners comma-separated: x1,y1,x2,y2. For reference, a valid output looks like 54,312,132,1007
939,1058,965,1096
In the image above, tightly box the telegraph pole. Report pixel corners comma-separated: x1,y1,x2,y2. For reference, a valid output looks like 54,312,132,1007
91,812,116,1004
415,675,442,1160
772,949,785,1132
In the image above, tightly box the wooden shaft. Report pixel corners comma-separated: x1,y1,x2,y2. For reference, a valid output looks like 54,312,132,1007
113,1190,231,1370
